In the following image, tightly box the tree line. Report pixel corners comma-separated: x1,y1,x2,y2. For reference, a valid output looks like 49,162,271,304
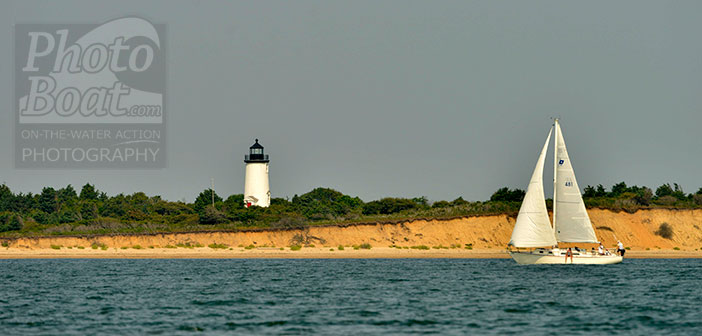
0,182,701,236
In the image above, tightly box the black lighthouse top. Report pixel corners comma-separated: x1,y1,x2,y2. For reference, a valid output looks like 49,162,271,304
244,139,269,163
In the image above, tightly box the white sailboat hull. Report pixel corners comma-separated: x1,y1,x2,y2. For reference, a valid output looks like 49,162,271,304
509,250,623,265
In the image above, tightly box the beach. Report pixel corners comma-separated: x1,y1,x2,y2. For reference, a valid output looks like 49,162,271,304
1,246,700,259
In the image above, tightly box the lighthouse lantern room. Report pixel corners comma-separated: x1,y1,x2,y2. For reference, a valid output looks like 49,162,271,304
243,139,270,207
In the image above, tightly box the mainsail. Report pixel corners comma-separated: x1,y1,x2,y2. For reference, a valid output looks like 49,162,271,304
553,120,598,243
509,127,557,247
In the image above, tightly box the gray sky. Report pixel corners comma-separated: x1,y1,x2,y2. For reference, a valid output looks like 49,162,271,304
1,0,701,202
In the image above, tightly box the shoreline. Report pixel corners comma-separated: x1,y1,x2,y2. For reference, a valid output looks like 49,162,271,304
1,208,700,259
1,247,700,259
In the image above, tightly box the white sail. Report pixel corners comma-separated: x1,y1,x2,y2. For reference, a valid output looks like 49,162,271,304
553,121,598,243
509,127,557,248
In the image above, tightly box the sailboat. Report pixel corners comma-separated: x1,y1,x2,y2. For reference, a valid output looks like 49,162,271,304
508,119,622,265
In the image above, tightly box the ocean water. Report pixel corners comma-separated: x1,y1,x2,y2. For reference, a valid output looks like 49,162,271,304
0,259,700,335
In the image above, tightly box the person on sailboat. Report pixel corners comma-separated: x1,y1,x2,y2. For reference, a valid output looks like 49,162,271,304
565,248,573,263
597,243,604,255
617,241,625,256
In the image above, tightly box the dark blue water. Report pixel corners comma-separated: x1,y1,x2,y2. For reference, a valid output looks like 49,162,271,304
1,259,700,335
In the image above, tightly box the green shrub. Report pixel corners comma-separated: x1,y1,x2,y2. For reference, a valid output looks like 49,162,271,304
290,245,302,251
411,245,429,250
359,243,372,249
465,243,473,250
165,245,176,249
208,243,228,249
1,241,8,247
50,245,61,250
338,245,344,250
655,223,674,239
91,242,107,250
673,247,681,251
77,246,85,249
244,244,255,250
120,246,128,250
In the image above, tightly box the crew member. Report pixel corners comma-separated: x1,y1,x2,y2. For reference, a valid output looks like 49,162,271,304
565,247,574,263
617,241,625,256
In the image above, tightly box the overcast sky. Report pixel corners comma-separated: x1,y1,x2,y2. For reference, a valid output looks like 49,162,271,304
1,0,701,202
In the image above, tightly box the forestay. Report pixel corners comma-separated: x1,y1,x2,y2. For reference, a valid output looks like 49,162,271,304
509,127,557,248
553,121,598,243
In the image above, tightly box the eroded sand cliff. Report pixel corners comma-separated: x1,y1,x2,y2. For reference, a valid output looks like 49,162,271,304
1,209,701,253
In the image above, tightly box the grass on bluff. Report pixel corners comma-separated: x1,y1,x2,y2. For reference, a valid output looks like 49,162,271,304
208,243,228,249
91,242,107,250
175,242,202,249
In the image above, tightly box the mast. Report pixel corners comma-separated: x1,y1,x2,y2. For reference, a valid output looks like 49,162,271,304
552,119,558,242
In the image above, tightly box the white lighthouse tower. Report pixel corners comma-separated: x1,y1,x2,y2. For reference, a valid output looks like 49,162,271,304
243,139,270,207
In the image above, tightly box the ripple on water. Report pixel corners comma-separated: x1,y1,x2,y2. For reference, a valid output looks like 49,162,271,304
190,298,249,306
0,259,700,335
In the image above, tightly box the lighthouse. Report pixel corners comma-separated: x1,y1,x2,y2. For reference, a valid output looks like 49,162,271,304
243,139,270,207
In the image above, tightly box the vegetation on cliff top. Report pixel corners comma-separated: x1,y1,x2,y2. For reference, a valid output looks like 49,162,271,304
0,182,701,237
